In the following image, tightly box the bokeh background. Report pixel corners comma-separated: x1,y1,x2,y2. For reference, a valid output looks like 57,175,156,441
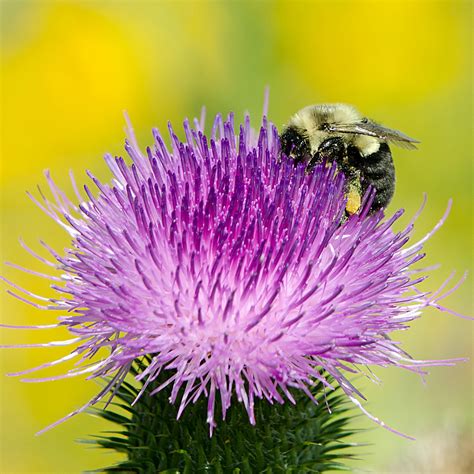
1,1,472,472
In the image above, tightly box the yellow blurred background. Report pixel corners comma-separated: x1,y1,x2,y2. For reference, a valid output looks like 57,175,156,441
1,1,472,472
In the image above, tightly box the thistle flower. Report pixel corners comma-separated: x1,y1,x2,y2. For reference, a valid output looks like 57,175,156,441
2,109,465,437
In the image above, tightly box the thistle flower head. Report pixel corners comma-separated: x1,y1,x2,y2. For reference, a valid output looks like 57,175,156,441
2,109,466,435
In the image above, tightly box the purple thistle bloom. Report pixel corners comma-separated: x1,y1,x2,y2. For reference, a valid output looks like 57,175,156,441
2,109,467,436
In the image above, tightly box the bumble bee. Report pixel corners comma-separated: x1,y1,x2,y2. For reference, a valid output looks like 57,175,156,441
280,104,419,215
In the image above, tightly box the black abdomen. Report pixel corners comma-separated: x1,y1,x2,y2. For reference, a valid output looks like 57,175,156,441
348,143,395,212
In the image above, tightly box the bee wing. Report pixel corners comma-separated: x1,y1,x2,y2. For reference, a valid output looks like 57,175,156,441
328,120,420,150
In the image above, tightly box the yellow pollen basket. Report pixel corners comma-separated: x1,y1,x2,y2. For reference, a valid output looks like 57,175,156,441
346,186,361,215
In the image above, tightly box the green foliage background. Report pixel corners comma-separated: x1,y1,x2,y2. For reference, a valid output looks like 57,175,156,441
1,1,472,472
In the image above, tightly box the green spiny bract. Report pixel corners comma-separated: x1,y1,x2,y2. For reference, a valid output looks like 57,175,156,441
84,360,360,473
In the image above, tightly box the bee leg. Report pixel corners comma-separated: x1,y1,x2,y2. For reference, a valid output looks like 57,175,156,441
307,152,320,170
308,136,346,172
317,137,346,165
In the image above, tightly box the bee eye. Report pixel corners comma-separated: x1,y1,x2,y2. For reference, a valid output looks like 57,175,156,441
321,123,330,131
